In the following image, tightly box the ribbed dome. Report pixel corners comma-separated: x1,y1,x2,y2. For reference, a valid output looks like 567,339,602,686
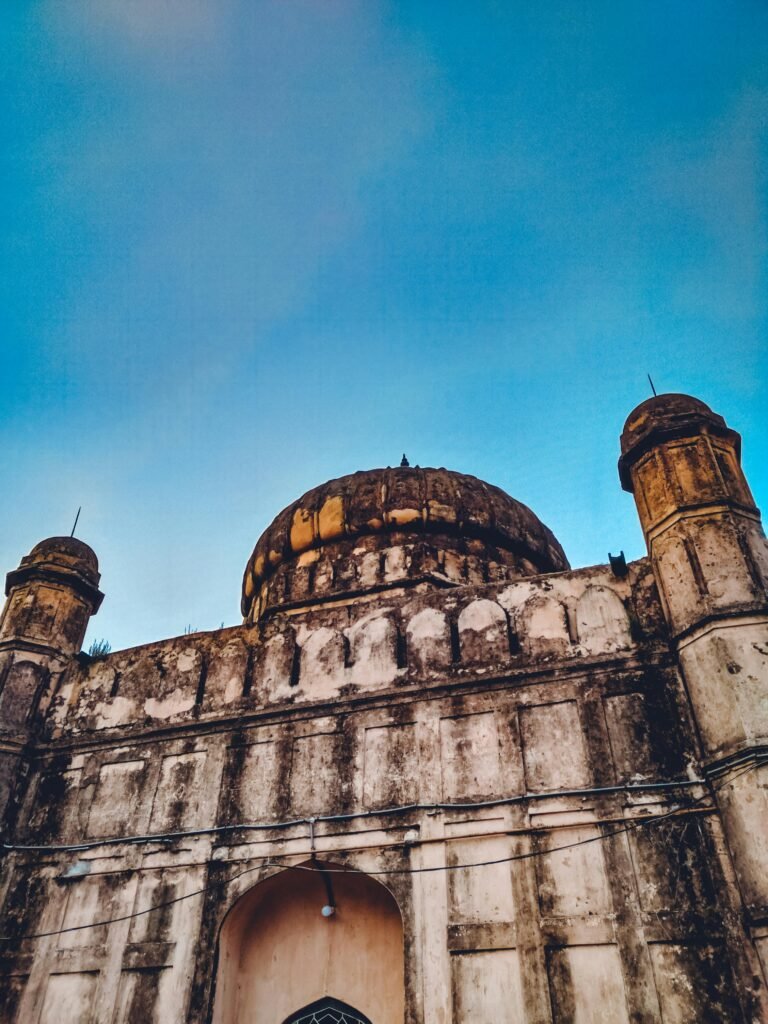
242,467,567,620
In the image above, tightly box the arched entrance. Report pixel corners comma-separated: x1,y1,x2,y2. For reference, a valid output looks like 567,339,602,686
212,863,404,1024
283,996,372,1023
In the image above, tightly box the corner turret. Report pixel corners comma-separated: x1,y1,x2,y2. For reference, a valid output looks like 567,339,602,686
620,394,768,975
0,536,103,830
1,536,103,657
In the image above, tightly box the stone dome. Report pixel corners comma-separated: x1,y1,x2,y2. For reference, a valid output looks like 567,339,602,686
26,536,99,579
5,536,103,609
242,467,568,621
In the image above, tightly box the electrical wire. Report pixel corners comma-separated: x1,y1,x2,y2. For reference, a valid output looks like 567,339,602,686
1,756,762,943
278,756,763,877
6,745,762,856
1,775,712,855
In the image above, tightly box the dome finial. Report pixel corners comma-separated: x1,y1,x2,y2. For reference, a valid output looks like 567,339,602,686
400,453,410,467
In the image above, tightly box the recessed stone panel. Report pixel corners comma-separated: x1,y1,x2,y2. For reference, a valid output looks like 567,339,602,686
289,733,342,815
452,949,524,1023
115,968,164,1024
649,943,740,1023
440,712,502,801
226,741,281,823
29,767,82,839
362,723,418,809
669,440,722,505
58,875,114,948
149,751,208,832
635,450,676,530
520,702,590,792
576,586,631,654
39,971,98,1024
205,639,249,709
405,607,451,673
457,599,509,665
603,693,654,782
535,826,611,918
447,836,516,925
86,759,147,838
547,945,630,1024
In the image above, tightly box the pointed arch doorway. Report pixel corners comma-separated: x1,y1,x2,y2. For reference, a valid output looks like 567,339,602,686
282,995,372,1023
211,863,404,1024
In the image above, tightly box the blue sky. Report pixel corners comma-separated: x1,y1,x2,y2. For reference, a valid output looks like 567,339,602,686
2,1,766,652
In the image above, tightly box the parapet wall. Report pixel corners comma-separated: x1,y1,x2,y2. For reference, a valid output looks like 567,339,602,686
47,559,665,739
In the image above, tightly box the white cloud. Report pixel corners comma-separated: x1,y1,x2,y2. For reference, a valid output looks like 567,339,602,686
33,0,433,422
44,0,228,52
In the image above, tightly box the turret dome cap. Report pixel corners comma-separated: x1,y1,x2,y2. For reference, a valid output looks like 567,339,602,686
5,536,103,608
619,393,740,490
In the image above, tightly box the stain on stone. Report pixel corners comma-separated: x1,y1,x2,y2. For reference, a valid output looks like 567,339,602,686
0,974,27,1021
546,945,576,1024
195,655,208,707
449,618,461,663
124,967,162,1024
241,644,255,698
289,643,301,687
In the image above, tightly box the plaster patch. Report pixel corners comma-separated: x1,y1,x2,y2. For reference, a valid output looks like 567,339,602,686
406,607,447,640
458,598,506,632
498,581,538,612
144,688,196,720
176,648,199,673
94,696,136,729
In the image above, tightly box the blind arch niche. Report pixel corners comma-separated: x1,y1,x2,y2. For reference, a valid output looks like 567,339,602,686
211,862,404,1024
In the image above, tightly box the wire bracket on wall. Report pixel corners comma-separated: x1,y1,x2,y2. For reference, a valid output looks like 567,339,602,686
307,816,337,917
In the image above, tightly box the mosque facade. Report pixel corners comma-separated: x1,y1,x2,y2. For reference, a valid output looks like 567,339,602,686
0,393,766,1023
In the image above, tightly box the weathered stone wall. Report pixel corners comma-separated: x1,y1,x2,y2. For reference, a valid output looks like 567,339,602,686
0,559,761,1022
45,560,661,735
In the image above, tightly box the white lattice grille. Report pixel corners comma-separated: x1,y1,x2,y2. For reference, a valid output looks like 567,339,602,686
283,997,372,1024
